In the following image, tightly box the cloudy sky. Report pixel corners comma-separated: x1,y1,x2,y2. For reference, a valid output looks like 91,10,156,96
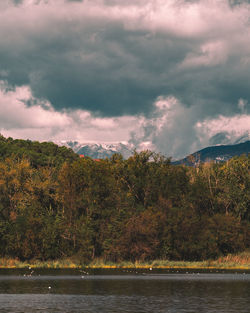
0,0,250,158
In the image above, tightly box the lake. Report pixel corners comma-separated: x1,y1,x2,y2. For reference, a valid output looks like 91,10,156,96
0,268,249,313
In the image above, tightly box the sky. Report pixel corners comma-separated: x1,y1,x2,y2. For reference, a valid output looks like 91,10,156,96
0,0,250,159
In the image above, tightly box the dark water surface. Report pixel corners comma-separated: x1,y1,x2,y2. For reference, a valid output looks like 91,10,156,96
0,268,249,312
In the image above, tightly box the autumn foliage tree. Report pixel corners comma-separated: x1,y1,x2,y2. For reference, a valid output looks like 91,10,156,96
0,135,249,262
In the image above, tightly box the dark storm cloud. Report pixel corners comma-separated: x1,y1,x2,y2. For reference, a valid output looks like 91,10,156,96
0,10,192,116
0,0,250,121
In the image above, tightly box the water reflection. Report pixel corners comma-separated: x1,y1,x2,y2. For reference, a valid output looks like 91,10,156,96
0,269,249,313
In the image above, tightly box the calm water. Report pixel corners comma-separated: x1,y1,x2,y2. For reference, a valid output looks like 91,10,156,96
0,268,249,313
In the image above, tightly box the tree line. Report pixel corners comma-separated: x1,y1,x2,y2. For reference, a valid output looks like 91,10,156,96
0,135,249,262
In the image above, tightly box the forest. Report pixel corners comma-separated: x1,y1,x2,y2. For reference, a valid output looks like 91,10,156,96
0,134,249,263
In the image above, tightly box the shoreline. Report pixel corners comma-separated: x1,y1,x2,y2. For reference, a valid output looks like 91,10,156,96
0,251,249,270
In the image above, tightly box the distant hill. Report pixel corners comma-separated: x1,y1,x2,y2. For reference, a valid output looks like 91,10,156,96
174,141,250,165
58,140,250,164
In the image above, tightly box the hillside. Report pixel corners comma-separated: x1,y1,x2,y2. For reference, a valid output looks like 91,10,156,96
174,141,250,165
0,135,78,167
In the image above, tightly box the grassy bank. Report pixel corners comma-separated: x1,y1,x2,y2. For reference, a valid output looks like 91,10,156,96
0,251,249,270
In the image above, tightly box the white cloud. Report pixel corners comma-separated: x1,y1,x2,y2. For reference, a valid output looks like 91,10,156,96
196,114,250,144
0,81,69,129
129,96,250,158
0,81,144,143
0,81,249,158
2,1,249,46
0,1,250,158
180,41,228,68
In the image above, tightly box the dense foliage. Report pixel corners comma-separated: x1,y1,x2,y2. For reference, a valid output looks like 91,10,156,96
0,135,249,262
0,135,78,168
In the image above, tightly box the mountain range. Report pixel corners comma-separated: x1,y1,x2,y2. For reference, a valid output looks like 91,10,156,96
174,140,250,165
59,141,134,159
58,140,250,164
